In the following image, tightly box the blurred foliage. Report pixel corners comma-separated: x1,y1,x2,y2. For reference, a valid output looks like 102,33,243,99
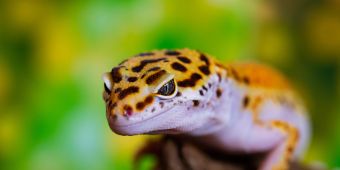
0,0,339,169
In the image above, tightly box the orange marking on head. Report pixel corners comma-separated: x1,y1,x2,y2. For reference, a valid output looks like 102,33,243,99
227,63,292,90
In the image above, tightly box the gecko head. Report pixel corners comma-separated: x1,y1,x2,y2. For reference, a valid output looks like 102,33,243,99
102,49,227,135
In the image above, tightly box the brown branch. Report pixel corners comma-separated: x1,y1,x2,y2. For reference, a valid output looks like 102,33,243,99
134,136,326,170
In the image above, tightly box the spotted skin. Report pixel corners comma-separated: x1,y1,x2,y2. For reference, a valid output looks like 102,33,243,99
103,49,216,115
102,49,310,170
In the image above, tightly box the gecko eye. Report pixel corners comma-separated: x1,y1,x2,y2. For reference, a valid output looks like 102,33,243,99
156,79,177,99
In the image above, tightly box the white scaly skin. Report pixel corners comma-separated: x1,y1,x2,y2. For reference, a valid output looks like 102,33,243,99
102,49,310,170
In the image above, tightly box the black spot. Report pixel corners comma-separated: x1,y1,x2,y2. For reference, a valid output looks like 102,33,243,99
109,114,117,121
111,67,122,83
176,92,182,97
287,146,294,153
147,67,161,72
171,62,187,72
142,67,161,79
243,96,250,108
114,88,122,93
177,73,202,87
199,90,204,96
127,77,138,82
216,89,222,98
165,50,180,56
202,85,208,91
160,102,164,108
118,86,139,100
208,83,212,88
198,65,210,75
138,52,154,57
146,70,166,84
217,73,222,82
177,56,191,63
200,53,210,65
216,63,227,69
193,100,200,107
145,96,154,104
136,102,145,110
132,58,166,72
231,68,241,81
243,77,250,85
151,108,156,112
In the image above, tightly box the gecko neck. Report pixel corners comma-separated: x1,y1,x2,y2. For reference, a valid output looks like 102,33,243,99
187,66,237,136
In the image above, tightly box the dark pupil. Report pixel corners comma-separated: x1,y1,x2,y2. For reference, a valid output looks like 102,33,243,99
158,79,175,96
104,83,111,93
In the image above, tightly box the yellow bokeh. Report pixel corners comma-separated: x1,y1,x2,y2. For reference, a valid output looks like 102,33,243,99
0,111,23,158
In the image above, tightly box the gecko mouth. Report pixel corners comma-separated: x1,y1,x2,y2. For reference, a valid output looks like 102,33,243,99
109,106,181,135
110,105,177,128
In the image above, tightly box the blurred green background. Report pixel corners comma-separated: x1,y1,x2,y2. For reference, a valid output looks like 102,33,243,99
0,0,339,169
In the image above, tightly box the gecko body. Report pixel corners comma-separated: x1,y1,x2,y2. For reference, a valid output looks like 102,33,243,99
102,49,310,170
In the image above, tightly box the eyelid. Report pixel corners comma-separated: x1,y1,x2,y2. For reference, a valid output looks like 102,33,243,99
152,74,175,93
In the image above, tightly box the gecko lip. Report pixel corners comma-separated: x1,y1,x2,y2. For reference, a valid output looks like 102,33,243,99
108,106,180,135
109,106,177,128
